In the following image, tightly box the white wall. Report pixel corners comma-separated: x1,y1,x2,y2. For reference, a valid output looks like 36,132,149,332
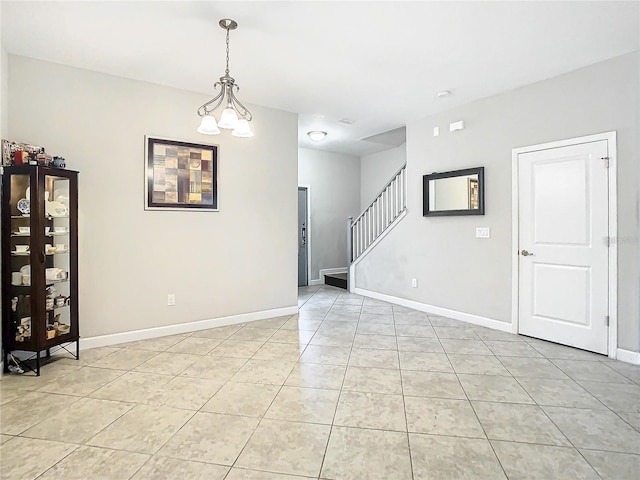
355,52,640,353
298,148,360,281
360,143,406,210
8,56,299,338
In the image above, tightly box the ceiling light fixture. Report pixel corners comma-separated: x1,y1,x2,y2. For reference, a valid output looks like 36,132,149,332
197,19,253,138
307,131,327,142
437,90,452,98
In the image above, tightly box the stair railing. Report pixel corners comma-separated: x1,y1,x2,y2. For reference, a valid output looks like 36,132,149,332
348,164,407,263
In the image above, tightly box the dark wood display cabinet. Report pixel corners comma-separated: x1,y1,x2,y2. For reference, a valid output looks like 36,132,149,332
1,165,79,375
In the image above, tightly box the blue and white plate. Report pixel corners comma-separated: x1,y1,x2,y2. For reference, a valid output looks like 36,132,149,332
17,198,30,214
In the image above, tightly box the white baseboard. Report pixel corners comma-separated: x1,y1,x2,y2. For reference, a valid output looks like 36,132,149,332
309,279,323,286
616,348,640,365
354,288,511,333
80,306,298,350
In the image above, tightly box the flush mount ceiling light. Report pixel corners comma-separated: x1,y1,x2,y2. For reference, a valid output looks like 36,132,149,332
197,19,253,138
307,131,327,142
437,90,453,98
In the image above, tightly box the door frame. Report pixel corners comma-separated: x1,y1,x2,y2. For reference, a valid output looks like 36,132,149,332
298,185,312,286
511,131,617,359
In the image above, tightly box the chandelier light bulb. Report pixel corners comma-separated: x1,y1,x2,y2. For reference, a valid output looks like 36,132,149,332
197,115,221,135
218,107,239,129
232,118,254,137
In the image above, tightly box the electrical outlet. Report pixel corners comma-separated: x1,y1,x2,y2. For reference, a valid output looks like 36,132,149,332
167,294,176,306
476,227,490,238
411,278,418,288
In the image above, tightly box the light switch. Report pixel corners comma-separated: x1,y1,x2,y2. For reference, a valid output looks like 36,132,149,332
433,127,440,137
449,120,465,132
476,227,490,238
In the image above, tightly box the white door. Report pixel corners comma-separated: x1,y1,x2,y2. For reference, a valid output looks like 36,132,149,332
518,140,609,354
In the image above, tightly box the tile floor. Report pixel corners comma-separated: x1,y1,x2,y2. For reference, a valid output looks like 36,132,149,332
1,285,639,479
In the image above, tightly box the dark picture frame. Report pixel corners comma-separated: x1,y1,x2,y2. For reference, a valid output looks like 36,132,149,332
145,136,218,211
423,166,485,216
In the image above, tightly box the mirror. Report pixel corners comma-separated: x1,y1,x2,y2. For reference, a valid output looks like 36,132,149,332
423,167,484,216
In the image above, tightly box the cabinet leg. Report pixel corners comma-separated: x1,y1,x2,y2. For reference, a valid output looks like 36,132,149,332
36,351,41,377
3,350,8,373
75,340,80,360
46,348,51,359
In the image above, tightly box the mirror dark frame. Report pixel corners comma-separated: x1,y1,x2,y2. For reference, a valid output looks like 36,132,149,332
423,166,485,217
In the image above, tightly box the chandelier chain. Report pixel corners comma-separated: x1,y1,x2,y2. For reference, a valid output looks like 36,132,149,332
225,27,230,76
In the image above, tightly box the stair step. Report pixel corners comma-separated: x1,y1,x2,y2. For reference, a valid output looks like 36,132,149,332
325,273,348,290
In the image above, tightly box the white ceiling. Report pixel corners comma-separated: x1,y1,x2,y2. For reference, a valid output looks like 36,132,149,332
2,1,639,156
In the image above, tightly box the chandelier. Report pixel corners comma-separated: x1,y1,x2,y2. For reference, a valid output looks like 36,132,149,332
197,19,253,137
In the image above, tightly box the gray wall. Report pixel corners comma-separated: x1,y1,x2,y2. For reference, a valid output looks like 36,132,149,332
298,148,360,281
355,52,640,353
360,144,406,210
8,56,299,338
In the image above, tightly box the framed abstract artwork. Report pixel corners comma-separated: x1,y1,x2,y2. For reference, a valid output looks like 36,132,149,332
145,136,218,211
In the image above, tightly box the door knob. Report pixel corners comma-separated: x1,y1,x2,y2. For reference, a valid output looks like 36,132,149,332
521,250,534,256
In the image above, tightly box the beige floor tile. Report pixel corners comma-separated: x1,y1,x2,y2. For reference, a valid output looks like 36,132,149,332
38,445,149,480
448,354,510,375
89,371,172,403
119,334,186,351
266,386,339,424
356,323,396,336
410,433,506,480
231,359,296,385
484,340,543,358
0,362,82,391
352,334,397,350
285,362,346,390
309,332,355,347
396,336,443,353
134,352,202,376
321,426,412,479
131,456,229,480
36,367,124,396
323,312,360,323
603,359,640,384
0,387,28,405
458,374,534,403
343,366,403,394
299,345,351,365
528,340,605,361
22,397,134,443
190,324,243,339
434,326,480,340
269,329,315,344
393,312,431,325
551,359,631,383
180,356,248,381
398,351,453,373
87,404,194,454
492,441,599,480
144,376,223,410
209,339,265,358
159,412,259,465
316,322,357,336
358,312,395,324
473,328,524,342
167,336,222,354
439,338,493,355
349,348,400,369
64,346,122,366
361,305,393,315
0,434,13,444
579,380,640,413
334,391,407,431
472,401,571,446
280,317,322,331
428,316,468,327
89,348,159,370
394,324,437,337
230,327,278,342
253,342,305,361
249,316,292,329
517,377,604,409
401,371,466,399
405,396,485,438
580,449,640,480
201,382,280,417
499,356,569,379
543,406,640,454
1,391,81,435
235,418,330,477
616,410,640,429
0,436,77,480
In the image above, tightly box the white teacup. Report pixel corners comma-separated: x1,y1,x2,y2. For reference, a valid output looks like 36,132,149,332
53,226,66,233
45,244,56,254
44,227,51,234
22,274,31,286
15,245,29,253
11,272,22,285
55,244,67,251
18,226,30,233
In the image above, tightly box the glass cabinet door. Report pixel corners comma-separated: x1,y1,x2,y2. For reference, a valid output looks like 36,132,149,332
8,173,34,346
43,174,73,342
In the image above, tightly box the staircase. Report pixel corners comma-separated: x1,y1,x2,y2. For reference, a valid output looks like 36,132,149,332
348,164,407,266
